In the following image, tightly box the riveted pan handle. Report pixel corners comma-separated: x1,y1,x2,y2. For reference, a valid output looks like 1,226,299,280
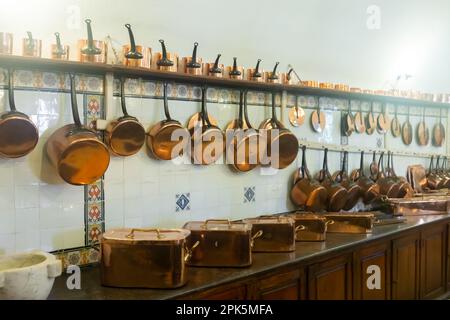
209,54,222,74
53,32,66,56
81,19,102,55
186,42,201,69
229,57,241,76
184,241,200,263
157,39,174,67
7,68,17,112
124,24,143,60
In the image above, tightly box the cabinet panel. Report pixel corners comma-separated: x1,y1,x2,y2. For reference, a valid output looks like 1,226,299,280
392,233,420,300
447,223,450,290
420,224,447,299
203,285,247,300
354,242,390,300
308,255,352,300
256,269,305,300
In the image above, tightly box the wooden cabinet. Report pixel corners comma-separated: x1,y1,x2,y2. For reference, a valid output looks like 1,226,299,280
353,242,391,300
308,255,353,300
448,223,450,291
392,233,420,300
420,223,447,299
198,285,247,300
254,269,306,300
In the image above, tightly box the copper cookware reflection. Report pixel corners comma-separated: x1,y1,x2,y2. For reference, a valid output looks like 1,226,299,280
122,24,151,68
290,146,327,211
246,59,264,82
51,32,69,60
105,78,145,156
22,31,41,57
225,57,244,80
333,151,362,210
288,96,305,127
189,87,224,165
259,93,299,169
46,74,110,185
147,82,189,160
0,32,13,54
316,148,348,212
152,39,178,72
265,62,280,84
179,42,203,75
202,54,223,78
0,69,39,158
351,151,380,204
78,19,107,63
375,152,400,198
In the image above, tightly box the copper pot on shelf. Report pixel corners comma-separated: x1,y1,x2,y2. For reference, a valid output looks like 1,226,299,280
225,57,244,80
51,32,69,60
202,54,224,78
151,39,178,72
246,59,265,82
22,31,41,58
78,19,107,63
302,80,319,88
265,62,280,84
0,32,13,54
122,24,151,68
178,42,203,75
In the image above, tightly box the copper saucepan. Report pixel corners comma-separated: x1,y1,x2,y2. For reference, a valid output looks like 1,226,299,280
246,59,264,82
179,42,202,75
388,152,414,198
105,78,146,156
0,69,39,158
51,32,69,60
78,19,107,63
350,151,380,204
189,87,224,165
290,146,327,211
122,24,151,68
22,31,41,58
225,57,244,80
375,152,400,198
316,148,348,212
202,54,223,78
152,39,178,72
265,62,280,84
333,151,362,210
0,32,13,54
147,82,189,160
259,93,299,169
46,74,110,185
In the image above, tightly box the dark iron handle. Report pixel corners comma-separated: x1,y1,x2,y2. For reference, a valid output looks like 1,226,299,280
429,155,434,172
201,86,213,127
163,82,172,121
26,31,34,50
186,42,201,69
229,57,241,76
243,90,253,129
82,19,102,55
157,39,174,67
53,32,66,56
252,59,262,78
377,152,385,178
209,54,222,74
268,62,279,80
7,69,16,112
238,91,244,128
120,78,129,117
69,74,82,127
300,145,307,178
359,151,365,177
124,24,143,60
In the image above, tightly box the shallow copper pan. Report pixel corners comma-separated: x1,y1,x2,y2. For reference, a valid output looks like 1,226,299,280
387,197,450,216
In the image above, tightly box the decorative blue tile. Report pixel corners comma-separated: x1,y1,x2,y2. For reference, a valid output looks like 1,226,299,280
244,187,256,203
176,193,191,212
376,137,383,148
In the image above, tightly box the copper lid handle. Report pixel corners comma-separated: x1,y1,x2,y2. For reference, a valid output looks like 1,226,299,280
295,224,306,232
184,241,200,262
202,219,232,229
126,228,163,239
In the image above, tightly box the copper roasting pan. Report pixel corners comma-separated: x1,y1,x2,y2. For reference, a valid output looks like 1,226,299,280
387,197,450,216
324,212,374,234
183,220,255,267
243,216,296,252
285,212,330,242
100,228,197,289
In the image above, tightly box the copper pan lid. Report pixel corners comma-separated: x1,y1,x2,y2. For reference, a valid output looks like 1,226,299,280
184,220,251,232
102,228,190,244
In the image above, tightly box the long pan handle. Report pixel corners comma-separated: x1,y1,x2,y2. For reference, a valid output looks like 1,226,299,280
7,69,16,112
69,74,82,127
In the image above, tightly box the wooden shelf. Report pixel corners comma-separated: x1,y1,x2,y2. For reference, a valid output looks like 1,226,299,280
1,54,449,109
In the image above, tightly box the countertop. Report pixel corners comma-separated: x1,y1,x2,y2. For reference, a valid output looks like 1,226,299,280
48,214,450,300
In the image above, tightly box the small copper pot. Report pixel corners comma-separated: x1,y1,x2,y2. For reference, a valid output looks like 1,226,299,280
151,39,178,72
50,33,69,60
78,19,107,63
122,24,151,68
246,59,265,82
225,57,244,80
22,32,41,57
0,32,13,54
178,42,203,75
265,62,280,84
202,54,224,77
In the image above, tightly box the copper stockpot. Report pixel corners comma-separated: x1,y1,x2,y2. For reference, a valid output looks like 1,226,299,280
290,145,327,211
316,148,348,212
225,57,244,80
78,19,107,63
22,31,41,57
243,215,296,252
202,54,224,77
183,220,257,267
105,78,145,156
147,82,189,160
151,39,178,72
259,93,299,169
324,212,374,234
46,74,110,185
122,24,151,68
178,42,203,75
265,62,280,84
100,228,198,288
285,213,333,242
332,151,362,210
351,151,380,204
0,69,39,158
189,87,224,165
50,33,69,60
0,32,13,54
246,59,264,82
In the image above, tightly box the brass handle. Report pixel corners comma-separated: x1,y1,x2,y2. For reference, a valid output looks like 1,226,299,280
126,228,162,239
257,215,281,222
251,230,264,248
184,241,200,263
202,219,232,229
326,220,335,226
295,224,306,232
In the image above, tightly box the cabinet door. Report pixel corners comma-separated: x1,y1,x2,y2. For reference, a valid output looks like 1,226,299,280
448,223,450,291
201,285,247,300
392,233,420,300
420,223,447,299
255,269,306,300
308,255,353,300
353,242,390,300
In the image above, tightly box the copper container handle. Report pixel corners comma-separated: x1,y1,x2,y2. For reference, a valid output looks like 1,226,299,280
295,224,306,232
184,240,200,262
325,220,335,226
257,215,281,222
229,57,241,76
268,61,280,81
250,230,264,248
81,19,102,55
202,219,232,229
251,59,262,78
124,24,143,60
126,228,163,239
186,42,201,69
157,39,174,67
209,54,222,74
53,32,66,57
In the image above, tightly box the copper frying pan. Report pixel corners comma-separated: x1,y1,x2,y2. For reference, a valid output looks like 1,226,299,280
0,69,39,158
342,102,354,136
189,87,224,165
375,152,400,198
365,102,376,135
376,103,389,134
46,74,110,185
105,78,145,156
288,96,305,127
432,108,445,147
351,151,380,204
416,107,429,146
147,82,190,160
354,102,365,134
426,156,443,190
391,105,401,138
310,98,326,133
388,151,414,198
332,151,362,210
401,106,413,145
259,93,299,169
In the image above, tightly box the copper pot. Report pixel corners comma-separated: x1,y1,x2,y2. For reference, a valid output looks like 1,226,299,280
427,155,444,190
50,33,69,60
100,228,198,288
78,19,107,63
183,220,257,267
22,31,41,58
151,39,178,72
46,74,110,185
265,62,280,84
122,24,151,68
351,151,380,204
147,82,189,160
388,152,414,198
332,151,362,210
259,93,299,169
225,57,244,80
202,54,224,78
105,78,146,156
324,212,374,234
285,212,332,242
0,32,13,54
246,59,265,82
178,42,203,75
0,69,39,158
375,152,400,198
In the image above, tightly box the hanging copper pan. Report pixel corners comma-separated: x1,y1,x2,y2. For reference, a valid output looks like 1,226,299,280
226,90,263,172
189,87,224,165
259,93,299,169
332,151,362,210
105,78,145,156
401,106,413,145
342,101,355,136
0,69,39,158
46,74,110,185
365,102,376,135
416,107,429,146
439,156,450,188
432,108,445,147
375,152,400,198
389,152,414,198
376,103,389,134
426,156,443,190
351,151,380,204
354,102,365,134
288,96,305,127
147,82,189,160
311,97,326,133
369,151,379,181
391,105,401,138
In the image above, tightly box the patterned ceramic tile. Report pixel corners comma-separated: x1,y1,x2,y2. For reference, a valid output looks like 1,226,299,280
53,246,100,270
206,87,218,103
244,187,256,203
87,224,103,244
175,193,191,212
